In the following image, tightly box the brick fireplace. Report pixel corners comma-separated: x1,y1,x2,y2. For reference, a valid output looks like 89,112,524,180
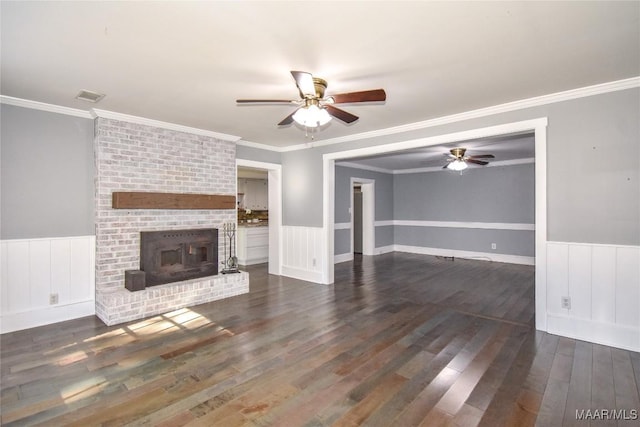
94,117,248,326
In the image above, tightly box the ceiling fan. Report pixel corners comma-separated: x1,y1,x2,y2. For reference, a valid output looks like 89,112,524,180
236,71,386,128
443,148,495,171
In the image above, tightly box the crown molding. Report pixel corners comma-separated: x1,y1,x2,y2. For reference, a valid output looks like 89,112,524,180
0,95,93,119
4,76,637,151
280,76,640,152
337,157,535,175
236,139,288,152
91,109,241,142
336,161,394,174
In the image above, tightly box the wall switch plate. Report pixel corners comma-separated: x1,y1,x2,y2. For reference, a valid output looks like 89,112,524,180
49,293,59,305
491,243,497,250
561,296,571,309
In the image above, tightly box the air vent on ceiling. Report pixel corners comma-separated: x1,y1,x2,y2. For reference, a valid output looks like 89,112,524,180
75,90,105,103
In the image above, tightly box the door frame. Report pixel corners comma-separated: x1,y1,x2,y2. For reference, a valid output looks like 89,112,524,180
322,118,548,332
350,177,375,256
236,159,282,276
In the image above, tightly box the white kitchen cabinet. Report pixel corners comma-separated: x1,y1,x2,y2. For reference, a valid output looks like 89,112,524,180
238,179,268,210
237,226,269,265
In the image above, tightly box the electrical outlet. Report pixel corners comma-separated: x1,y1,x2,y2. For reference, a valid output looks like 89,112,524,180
561,296,571,309
312,258,316,267
49,293,59,305
491,243,497,250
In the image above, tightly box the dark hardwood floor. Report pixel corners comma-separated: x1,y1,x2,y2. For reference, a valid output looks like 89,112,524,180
2,253,639,426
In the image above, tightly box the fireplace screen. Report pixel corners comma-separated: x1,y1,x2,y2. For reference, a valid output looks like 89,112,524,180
140,229,218,286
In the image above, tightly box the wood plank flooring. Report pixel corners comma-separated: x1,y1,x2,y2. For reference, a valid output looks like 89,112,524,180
2,253,639,426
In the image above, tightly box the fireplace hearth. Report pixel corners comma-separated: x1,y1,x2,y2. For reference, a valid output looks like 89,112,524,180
140,228,218,286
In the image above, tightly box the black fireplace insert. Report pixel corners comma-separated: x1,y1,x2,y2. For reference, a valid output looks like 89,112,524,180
140,228,218,286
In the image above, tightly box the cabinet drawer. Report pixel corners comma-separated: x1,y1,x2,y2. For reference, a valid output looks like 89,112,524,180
247,246,268,261
247,234,269,248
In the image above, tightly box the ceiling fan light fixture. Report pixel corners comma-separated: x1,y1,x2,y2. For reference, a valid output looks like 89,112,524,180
447,159,468,171
292,104,331,128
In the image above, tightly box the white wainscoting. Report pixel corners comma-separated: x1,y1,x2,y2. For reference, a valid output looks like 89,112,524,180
281,226,325,283
546,241,640,352
1,236,95,333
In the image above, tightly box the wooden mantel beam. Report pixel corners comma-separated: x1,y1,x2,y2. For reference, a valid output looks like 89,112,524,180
112,192,236,210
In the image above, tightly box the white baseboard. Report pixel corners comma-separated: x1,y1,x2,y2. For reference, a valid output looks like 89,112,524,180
281,265,325,284
546,313,639,353
1,299,95,334
334,253,354,264
375,245,395,255
393,245,535,265
238,257,268,266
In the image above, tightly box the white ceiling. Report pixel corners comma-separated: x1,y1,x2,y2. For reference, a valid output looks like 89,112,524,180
1,1,638,149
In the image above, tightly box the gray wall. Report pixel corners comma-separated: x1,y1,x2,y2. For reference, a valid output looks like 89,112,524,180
1,104,94,239
335,165,394,223
281,148,323,226
236,143,282,165
394,163,535,256
394,163,534,223
282,88,640,246
334,165,394,254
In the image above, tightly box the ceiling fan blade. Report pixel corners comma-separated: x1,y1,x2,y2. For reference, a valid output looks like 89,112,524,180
325,105,358,124
291,71,316,97
468,154,495,159
277,110,297,126
236,99,297,104
329,89,386,104
467,159,489,166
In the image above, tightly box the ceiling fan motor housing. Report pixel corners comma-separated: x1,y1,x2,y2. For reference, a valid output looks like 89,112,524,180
311,77,327,99
451,147,466,159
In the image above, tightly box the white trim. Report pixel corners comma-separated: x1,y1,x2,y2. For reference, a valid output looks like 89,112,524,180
336,158,536,175
375,245,395,255
337,162,393,174
374,220,394,227
287,77,639,151
323,158,336,284
237,139,288,152
547,240,640,250
281,266,325,284
534,123,548,331
340,220,535,231
236,159,283,276
324,119,547,162
92,109,241,142
334,253,354,264
392,220,535,231
350,178,376,257
546,314,639,353
0,95,93,118
4,77,637,151
1,300,95,334
0,234,96,243
323,117,548,325
1,235,96,333
393,244,535,266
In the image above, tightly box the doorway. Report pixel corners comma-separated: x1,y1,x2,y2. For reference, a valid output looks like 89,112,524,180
350,177,375,256
323,118,548,332
353,185,362,254
235,159,282,276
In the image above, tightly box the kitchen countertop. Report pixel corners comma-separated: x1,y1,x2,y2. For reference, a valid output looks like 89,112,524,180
238,222,268,228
